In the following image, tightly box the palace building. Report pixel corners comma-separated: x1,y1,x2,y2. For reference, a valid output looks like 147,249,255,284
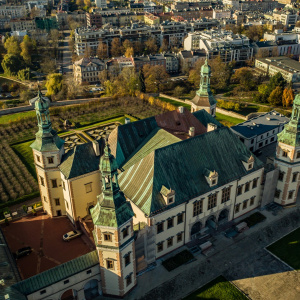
6,64,300,299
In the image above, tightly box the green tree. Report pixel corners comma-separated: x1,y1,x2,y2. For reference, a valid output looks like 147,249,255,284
269,72,286,91
257,84,269,103
18,68,31,81
45,73,63,96
1,54,23,76
188,59,204,88
233,67,255,91
268,86,283,106
210,56,232,91
4,36,21,56
20,35,34,65
144,37,158,55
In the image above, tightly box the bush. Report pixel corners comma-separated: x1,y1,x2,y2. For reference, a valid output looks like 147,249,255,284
162,250,194,272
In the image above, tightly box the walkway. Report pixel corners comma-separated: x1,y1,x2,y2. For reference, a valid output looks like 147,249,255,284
124,205,300,300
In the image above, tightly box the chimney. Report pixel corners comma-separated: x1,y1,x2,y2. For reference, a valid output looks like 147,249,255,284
92,140,100,156
125,117,131,124
207,123,217,132
178,106,184,113
189,127,195,137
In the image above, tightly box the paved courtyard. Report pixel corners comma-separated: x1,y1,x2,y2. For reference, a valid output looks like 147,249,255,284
126,205,300,300
1,213,92,279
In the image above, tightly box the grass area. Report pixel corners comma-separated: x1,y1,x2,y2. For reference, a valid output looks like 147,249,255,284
267,228,300,270
215,113,244,127
184,276,248,300
240,212,266,228
12,140,36,177
0,111,36,125
158,96,191,109
162,250,194,272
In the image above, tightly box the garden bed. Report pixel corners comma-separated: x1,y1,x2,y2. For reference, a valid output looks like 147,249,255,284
240,212,266,228
162,250,194,272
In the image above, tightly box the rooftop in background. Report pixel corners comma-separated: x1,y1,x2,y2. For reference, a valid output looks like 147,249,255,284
231,111,289,139
255,56,300,73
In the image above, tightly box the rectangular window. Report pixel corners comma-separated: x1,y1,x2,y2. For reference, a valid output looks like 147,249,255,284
64,280,69,284
292,173,298,182
250,196,255,206
167,218,174,229
36,155,41,163
126,274,132,287
283,151,288,157
259,142,263,147
235,203,241,213
55,198,60,206
237,186,242,195
207,193,217,210
51,179,57,188
193,200,203,217
252,178,258,189
274,190,281,198
167,237,173,248
106,260,114,270
297,152,300,159
157,242,163,252
251,139,254,144
43,196,47,203
177,213,183,224
242,200,248,210
278,172,284,181
177,232,183,243
270,137,274,142
124,254,130,266
40,176,45,186
168,197,174,204
157,223,164,234
85,182,92,193
86,269,92,274
245,182,250,192
47,157,54,164
104,233,112,241
40,290,46,295
288,191,294,199
221,187,231,203
123,227,129,239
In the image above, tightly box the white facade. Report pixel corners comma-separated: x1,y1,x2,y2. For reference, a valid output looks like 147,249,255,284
0,5,26,18
95,0,107,9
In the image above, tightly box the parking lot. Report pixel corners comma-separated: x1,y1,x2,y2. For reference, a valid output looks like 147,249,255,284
1,213,92,279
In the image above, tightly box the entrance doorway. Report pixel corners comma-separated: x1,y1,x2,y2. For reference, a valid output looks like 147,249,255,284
61,289,78,300
191,221,202,239
84,279,100,300
57,210,62,216
218,209,229,224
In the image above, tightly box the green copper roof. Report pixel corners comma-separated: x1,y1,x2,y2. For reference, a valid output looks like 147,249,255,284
122,128,181,170
192,110,223,128
277,94,300,146
30,129,65,152
59,142,101,179
119,127,264,216
12,251,98,296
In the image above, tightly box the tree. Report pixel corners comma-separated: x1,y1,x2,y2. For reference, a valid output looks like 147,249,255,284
210,56,232,91
125,47,134,58
268,86,283,106
98,70,109,85
145,37,158,55
97,42,108,59
20,35,34,65
17,68,31,81
40,58,57,74
49,29,60,58
257,84,269,103
143,65,169,92
160,39,168,53
269,72,286,91
188,59,204,88
1,54,23,76
233,67,255,91
45,73,63,97
122,39,133,52
20,89,35,102
244,25,266,42
282,88,294,107
133,41,143,55
138,68,146,93
111,38,123,57
4,36,21,56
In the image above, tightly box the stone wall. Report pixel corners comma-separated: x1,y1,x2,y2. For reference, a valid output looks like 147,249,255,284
216,107,247,120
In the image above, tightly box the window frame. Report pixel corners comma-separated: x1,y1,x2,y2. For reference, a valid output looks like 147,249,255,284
177,232,183,243
157,242,163,253
51,179,58,188
207,193,217,210
124,254,131,266
157,223,164,234
245,182,250,192
123,227,129,239
40,176,45,186
193,200,203,217
85,182,92,193
221,187,231,203
55,198,60,206
167,217,174,229
167,237,173,248
47,157,54,164
177,213,183,224
106,259,114,270
104,233,112,242
235,203,241,213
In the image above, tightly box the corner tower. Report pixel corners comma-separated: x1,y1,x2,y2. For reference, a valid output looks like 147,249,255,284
91,143,136,297
30,91,65,217
190,58,217,116
274,94,300,206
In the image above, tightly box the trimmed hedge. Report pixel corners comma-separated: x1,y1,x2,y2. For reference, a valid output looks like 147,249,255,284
162,250,194,272
0,191,40,210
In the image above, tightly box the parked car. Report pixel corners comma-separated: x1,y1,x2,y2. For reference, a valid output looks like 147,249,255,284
63,230,82,241
14,246,32,259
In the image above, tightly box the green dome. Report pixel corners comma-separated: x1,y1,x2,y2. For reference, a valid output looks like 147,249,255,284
34,91,50,111
201,59,211,74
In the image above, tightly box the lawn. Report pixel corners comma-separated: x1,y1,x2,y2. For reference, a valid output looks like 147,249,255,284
158,96,191,109
184,276,248,300
0,111,36,125
215,113,244,127
162,250,194,272
267,227,300,270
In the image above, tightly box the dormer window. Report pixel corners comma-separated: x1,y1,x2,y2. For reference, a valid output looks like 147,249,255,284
204,169,218,187
282,150,288,158
242,155,254,171
160,186,175,205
